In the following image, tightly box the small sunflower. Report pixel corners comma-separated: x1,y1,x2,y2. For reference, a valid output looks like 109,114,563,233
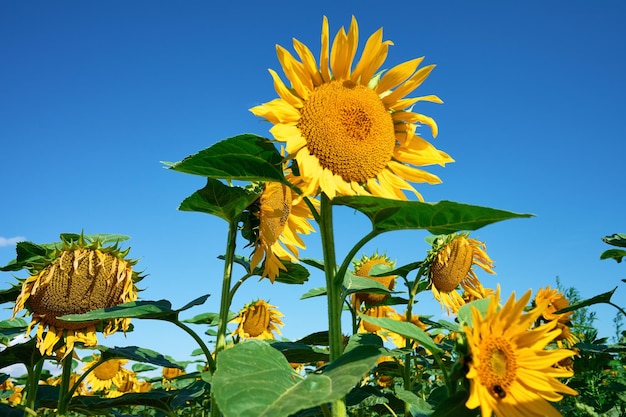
244,181,318,282
0,379,23,404
427,233,495,314
352,253,396,306
250,16,453,200
534,286,577,347
463,289,578,417
358,304,403,345
11,235,140,357
83,356,131,393
231,299,284,340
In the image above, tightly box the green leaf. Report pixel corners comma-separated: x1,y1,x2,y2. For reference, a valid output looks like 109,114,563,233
343,271,391,296
0,318,28,345
0,338,41,369
99,346,184,369
0,241,48,271
212,340,381,417
600,249,626,263
269,341,329,363
333,196,533,234
0,286,21,304
602,233,626,248
358,314,441,356
60,233,130,245
457,298,492,327
183,311,237,326
59,295,210,324
295,331,329,346
273,260,310,285
300,286,327,300
167,134,286,183
300,258,325,271
555,287,617,314
179,178,259,222
372,261,422,279
430,390,478,417
395,386,434,416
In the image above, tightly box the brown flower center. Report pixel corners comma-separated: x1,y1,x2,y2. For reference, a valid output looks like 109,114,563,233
298,80,396,183
430,238,473,292
477,337,517,400
242,303,271,337
27,249,132,329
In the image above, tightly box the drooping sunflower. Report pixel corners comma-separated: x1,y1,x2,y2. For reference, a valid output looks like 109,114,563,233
352,253,396,307
427,233,495,314
244,181,318,282
231,299,284,340
463,289,578,417
10,234,141,357
534,286,577,347
250,16,453,200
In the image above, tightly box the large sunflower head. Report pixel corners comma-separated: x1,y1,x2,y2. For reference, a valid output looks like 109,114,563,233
463,289,578,417
231,299,284,340
352,253,396,306
250,16,453,201
242,181,317,282
426,233,495,314
10,234,141,357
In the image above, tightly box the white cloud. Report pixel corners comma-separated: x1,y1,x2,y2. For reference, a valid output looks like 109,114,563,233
0,236,26,247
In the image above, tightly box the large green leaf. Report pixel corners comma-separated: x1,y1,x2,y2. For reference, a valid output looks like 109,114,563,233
600,249,626,263
179,178,259,223
98,345,185,369
59,295,210,324
213,340,381,417
359,314,441,356
333,197,533,234
0,286,21,304
0,318,28,345
0,338,41,369
166,134,286,183
554,287,617,314
602,233,626,248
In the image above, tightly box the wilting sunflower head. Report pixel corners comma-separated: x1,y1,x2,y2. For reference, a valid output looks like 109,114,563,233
534,286,573,323
352,253,396,306
427,233,495,314
250,16,453,201
462,288,578,417
10,234,141,357
231,299,284,340
241,181,318,282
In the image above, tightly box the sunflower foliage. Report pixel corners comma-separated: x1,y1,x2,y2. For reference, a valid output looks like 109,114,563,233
1,15,625,417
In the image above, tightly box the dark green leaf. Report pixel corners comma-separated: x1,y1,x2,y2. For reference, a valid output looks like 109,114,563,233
395,386,434,416
333,196,533,234
359,314,441,355
273,260,310,285
178,294,211,312
183,311,237,326
555,287,617,314
0,318,29,345
179,178,259,222
167,134,286,183
602,233,626,248
372,261,422,279
269,341,329,363
0,286,21,304
296,331,329,346
430,390,478,417
344,272,391,296
300,258,325,271
0,338,41,369
600,249,626,263
0,241,48,271
59,299,175,322
213,340,381,417
99,346,184,369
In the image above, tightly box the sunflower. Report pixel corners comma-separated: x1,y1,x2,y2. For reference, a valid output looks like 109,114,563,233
245,181,318,282
463,289,578,417
0,379,23,404
250,16,453,200
534,286,577,347
231,299,284,340
83,356,131,393
427,233,495,314
352,253,396,306
358,304,403,345
11,235,140,357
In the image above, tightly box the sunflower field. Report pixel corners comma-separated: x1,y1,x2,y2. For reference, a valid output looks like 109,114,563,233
1,16,625,417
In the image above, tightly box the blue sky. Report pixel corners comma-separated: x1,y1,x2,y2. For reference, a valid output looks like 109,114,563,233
1,1,625,365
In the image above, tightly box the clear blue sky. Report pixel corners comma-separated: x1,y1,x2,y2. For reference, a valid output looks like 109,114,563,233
1,1,625,365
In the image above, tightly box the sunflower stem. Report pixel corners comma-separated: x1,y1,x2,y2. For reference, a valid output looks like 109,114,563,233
24,355,44,413
211,219,238,417
171,319,216,373
319,193,346,417
57,350,74,416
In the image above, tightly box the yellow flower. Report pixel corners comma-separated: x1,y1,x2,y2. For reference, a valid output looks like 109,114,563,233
247,181,317,282
463,289,578,417
352,253,396,306
534,286,573,323
428,233,495,314
0,379,23,404
12,236,140,357
250,16,453,200
358,305,403,345
83,356,131,393
231,299,284,340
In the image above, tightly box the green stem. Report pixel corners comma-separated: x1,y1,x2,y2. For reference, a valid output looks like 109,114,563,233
336,230,379,287
24,356,44,412
211,219,238,417
229,272,253,301
171,319,216,373
57,350,74,416
319,193,346,417
608,301,626,318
